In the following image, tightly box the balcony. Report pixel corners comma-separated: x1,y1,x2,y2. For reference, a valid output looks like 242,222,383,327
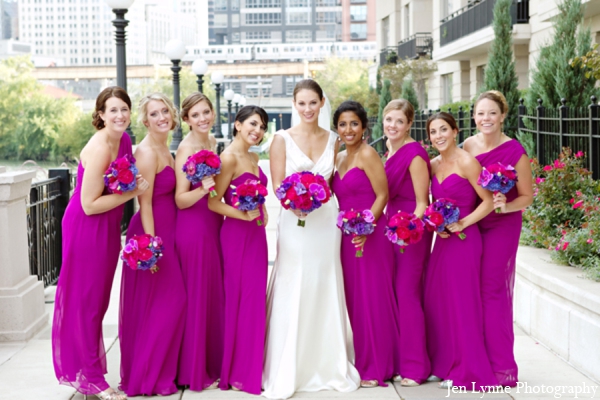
397,33,433,60
379,47,397,67
440,0,529,47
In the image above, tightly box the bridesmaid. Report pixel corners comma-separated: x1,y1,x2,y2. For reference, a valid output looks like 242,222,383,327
383,99,432,386
52,87,147,400
423,112,498,390
463,91,533,386
175,92,224,391
208,105,269,395
119,93,187,396
332,101,401,388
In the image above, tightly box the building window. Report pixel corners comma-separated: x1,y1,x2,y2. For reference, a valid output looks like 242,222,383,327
350,0,365,3
287,0,309,6
245,31,272,41
441,73,453,105
316,11,339,24
232,0,240,11
214,14,228,27
350,5,366,22
286,30,311,43
232,13,240,27
245,12,281,25
287,11,310,25
245,0,281,7
316,0,338,5
214,0,226,11
441,0,455,18
350,23,367,40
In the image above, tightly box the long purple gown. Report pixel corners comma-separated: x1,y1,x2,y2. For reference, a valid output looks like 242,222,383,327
218,169,268,395
424,174,498,389
385,142,432,383
332,167,400,386
176,182,224,391
476,140,526,386
52,133,131,395
119,166,187,396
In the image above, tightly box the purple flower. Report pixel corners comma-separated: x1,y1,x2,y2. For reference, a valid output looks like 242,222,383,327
309,183,327,201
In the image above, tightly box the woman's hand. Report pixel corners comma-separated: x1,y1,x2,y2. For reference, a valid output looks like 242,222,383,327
437,231,450,239
352,235,367,252
133,175,150,196
245,209,261,221
493,192,507,213
446,220,467,234
292,209,307,219
201,175,216,192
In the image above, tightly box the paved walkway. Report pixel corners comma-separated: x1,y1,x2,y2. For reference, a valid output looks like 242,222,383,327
0,161,598,400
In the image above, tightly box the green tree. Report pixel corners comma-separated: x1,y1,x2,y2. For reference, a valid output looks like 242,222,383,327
526,0,596,110
379,61,411,99
400,79,419,110
55,111,94,161
483,0,520,137
371,79,392,141
314,57,370,113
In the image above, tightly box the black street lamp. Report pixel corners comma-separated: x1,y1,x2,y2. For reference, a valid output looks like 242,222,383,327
105,0,135,144
192,59,208,93
165,39,187,151
224,89,235,140
212,71,224,139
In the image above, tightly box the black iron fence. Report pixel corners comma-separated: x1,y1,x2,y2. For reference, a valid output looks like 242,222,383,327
368,98,600,179
440,0,530,47
379,47,398,67
397,33,433,60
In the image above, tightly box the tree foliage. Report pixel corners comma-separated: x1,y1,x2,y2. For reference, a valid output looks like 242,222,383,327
401,79,419,110
314,57,370,113
526,0,597,110
377,57,437,110
483,0,520,137
371,79,392,141
571,43,600,81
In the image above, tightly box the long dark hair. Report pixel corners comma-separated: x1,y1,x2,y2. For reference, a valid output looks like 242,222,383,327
232,105,269,137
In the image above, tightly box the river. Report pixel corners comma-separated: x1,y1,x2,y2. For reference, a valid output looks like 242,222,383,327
0,159,77,182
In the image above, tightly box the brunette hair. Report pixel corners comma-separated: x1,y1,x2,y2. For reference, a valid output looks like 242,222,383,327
232,105,269,137
383,98,415,124
333,100,369,130
91,86,132,130
137,92,179,131
426,112,459,141
181,92,214,121
475,90,509,114
293,79,324,100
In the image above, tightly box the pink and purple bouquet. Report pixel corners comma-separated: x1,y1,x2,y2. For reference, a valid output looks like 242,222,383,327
103,154,138,194
477,162,518,213
121,234,164,272
275,171,332,227
385,211,425,253
336,209,376,257
231,179,268,226
423,198,466,240
182,150,221,197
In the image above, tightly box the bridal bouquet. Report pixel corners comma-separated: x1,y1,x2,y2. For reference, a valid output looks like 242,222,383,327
275,171,332,227
121,234,164,273
423,198,466,239
477,162,518,213
182,149,221,197
336,209,376,257
231,179,268,226
385,211,425,253
103,154,138,194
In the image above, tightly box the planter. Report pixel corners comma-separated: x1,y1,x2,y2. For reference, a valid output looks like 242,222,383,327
515,246,600,382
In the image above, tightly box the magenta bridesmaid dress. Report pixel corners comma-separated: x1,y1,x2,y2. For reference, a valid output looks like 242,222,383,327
332,167,400,386
385,142,432,383
424,173,498,389
119,166,187,396
476,140,526,386
52,133,131,395
176,182,225,391
218,169,268,395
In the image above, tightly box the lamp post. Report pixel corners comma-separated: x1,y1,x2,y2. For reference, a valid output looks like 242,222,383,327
192,59,208,93
105,0,135,144
212,71,224,138
224,89,235,139
165,39,187,151
233,93,241,115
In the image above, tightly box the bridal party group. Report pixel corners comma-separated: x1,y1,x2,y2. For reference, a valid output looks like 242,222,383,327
51,79,533,400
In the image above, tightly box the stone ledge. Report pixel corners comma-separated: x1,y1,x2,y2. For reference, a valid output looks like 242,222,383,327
515,246,600,383
0,170,36,185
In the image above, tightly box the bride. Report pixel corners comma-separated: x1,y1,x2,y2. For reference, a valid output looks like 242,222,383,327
262,79,360,399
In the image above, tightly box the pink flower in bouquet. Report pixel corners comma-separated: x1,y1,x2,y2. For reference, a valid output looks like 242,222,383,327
103,154,138,194
231,179,268,226
121,233,164,272
275,171,332,227
385,211,425,253
336,209,376,257
182,150,221,197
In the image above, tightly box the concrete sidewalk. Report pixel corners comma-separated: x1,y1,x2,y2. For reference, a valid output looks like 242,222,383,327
0,160,597,400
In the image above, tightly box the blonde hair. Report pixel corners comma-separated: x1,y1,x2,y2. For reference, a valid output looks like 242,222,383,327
181,92,214,121
475,90,508,114
137,92,179,130
382,99,415,124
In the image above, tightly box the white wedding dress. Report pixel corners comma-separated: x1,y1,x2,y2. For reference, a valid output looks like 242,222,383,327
262,130,360,399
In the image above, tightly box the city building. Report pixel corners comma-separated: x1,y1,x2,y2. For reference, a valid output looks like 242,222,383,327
375,0,600,110
1,0,18,40
341,0,376,41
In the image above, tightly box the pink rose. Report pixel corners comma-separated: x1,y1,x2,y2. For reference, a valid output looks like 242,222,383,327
118,169,134,184
573,200,584,209
543,165,553,172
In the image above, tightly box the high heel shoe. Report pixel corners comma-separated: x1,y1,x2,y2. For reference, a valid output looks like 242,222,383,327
401,378,420,387
439,380,454,389
83,388,127,400
360,379,379,388
427,374,442,382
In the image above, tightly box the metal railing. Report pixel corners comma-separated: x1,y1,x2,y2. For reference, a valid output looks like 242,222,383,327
397,33,433,60
379,47,398,67
440,0,529,47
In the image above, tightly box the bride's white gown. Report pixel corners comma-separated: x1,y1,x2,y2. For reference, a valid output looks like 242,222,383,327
262,130,360,399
